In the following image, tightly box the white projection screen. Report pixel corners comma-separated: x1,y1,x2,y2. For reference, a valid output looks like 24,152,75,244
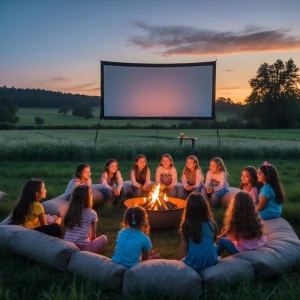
101,61,216,119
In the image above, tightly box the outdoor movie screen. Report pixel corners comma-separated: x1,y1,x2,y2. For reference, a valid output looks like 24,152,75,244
101,61,216,119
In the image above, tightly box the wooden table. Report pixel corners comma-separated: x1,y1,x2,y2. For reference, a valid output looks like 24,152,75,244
177,137,198,149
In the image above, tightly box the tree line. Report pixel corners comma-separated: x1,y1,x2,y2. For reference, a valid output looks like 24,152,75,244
1,58,300,128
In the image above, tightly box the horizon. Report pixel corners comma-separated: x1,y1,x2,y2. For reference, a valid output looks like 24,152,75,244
0,0,300,103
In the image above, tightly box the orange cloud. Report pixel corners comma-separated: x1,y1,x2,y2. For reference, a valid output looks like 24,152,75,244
129,22,300,56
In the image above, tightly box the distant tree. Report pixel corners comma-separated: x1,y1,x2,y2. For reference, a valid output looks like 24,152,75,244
34,116,45,125
72,102,94,119
0,96,19,123
244,58,300,128
58,105,71,116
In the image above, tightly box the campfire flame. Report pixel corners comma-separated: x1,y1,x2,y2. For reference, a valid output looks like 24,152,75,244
139,184,177,211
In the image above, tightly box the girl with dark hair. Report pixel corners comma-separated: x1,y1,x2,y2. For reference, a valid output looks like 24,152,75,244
256,161,286,220
99,159,127,205
217,191,267,256
64,163,92,200
130,154,152,197
180,193,218,272
9,179,61,237
240,166,261,204
64,185,107,253
112,206,159,269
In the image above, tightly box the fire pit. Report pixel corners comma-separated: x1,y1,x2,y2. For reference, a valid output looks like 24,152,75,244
124,184,186,230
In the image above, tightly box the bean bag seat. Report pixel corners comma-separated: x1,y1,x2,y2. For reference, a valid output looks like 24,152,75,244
234,218,300,278
42,184,104,218
0,225,79,270
123,259,202,298
67,251,127,291
220,187,241,208
123,181,133,198
199,256,255,289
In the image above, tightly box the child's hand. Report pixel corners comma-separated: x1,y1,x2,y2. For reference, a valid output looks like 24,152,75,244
160,184,166,190
186,185,194,191
52,215,58,220
206,187,214,193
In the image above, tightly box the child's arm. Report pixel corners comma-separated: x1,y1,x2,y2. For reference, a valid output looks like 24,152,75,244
116,171,123,191
193,169,203,188
167,167,178,189
86,177,92,186
143,168,152,191
38,212,48,226
131,169,142,189
256,195,268,211
89,222,97,240
217,227,230,239
100,173,113,190
181,238,188,257
141,250,149,261
155,167,166,189
181,173,189,189
213,172,227,192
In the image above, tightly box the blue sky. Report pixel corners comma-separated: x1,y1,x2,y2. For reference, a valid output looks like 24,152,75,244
0,0,299,102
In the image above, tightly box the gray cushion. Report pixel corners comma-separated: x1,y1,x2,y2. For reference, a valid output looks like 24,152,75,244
234,239,300,278
42,184,104,218
0,224,17,245
220,187,241,208
123,181,133,197
263,217,299,241
123,259,202,298
67,251,127,290
199,257,255,289
0,215,11,226
8,225,79,270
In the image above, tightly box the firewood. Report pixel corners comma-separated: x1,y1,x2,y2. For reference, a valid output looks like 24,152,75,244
160,198,169,210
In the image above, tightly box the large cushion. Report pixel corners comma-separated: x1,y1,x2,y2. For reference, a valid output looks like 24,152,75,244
123,181,133,197
123,259,202,298
67,251,127,290
220,187,241,208
42,184,104,218
0,215,11,226
0,224,16,245
199,257,255,289
263,217,299,242
234,239,300,278
6,225,79,270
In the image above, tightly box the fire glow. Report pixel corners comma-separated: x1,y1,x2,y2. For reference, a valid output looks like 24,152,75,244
140,184,177,210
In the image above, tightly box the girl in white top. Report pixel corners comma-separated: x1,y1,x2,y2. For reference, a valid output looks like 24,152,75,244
130,154,152,198
64,163,92,200
201,157,229,208
155,154,178,198
178,155,204,200
240,166,260,204
99,159,127,205
64,185,107,253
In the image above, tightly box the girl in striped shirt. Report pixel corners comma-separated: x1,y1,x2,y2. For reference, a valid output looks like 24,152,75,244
63,185,107,253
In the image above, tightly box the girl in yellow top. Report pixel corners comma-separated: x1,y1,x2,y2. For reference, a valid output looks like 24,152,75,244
9,179,62,237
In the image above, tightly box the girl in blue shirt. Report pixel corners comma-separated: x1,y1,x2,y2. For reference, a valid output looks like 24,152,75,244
256,161,285,220
180,193,218,272
112,206,159,269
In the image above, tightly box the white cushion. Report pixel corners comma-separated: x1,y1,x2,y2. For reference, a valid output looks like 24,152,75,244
220,187,241,207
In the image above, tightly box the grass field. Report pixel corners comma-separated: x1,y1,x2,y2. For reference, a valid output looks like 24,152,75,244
15,107,237,126
0,159,300,299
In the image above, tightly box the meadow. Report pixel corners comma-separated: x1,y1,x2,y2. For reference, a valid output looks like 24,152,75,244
0,127,300,299
0,158,300,299
15,107,237,126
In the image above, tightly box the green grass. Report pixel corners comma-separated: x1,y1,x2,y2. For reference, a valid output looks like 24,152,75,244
0,160,300,299
15,107,236,126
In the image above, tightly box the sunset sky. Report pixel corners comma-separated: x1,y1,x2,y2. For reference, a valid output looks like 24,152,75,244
0,0,300,103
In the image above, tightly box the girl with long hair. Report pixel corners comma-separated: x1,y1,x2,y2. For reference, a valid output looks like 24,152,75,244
217,191,267,256
180,193,218,272
64,185,107,253
10,179,61,237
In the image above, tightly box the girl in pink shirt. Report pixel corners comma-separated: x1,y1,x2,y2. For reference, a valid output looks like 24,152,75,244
64,185,107,253
216,191,267,256
240,166,261,204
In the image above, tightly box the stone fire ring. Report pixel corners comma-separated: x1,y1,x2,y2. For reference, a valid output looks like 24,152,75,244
124,198,186,230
